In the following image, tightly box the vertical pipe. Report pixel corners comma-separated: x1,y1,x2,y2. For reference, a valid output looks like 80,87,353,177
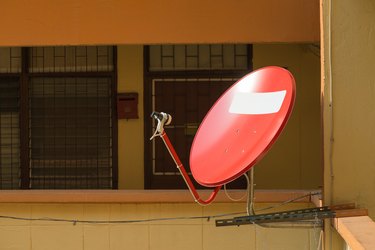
247,168,255,215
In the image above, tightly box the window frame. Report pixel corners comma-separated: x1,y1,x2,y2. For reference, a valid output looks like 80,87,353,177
143,45,253,189
0,46,118,189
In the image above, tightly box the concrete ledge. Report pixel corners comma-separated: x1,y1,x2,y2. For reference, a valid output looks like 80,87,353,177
333,216,375,250
0,189,319,203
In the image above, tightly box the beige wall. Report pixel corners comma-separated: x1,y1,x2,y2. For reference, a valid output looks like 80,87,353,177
0,0,319,46
322,0,375,248
253,44,322,189
323,0,375,219
117,44,322,190
0,202,320,250
117,46,145,189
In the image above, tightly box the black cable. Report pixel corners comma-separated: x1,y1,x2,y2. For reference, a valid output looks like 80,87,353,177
255,192,321,212
0,192,321,225
0,211,247,225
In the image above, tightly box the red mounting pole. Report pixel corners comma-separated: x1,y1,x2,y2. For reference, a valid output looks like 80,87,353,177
160,131,222,205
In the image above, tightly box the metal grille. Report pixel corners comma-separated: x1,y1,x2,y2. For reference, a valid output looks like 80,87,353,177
0,46,116,189
149,44,248,71
29,77,113,189
146,44,251,189
152,79,234,176
0,47,22,73
0,78,20,189
29,46,114,73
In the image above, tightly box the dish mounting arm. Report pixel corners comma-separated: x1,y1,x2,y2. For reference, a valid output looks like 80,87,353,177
150,111,222,205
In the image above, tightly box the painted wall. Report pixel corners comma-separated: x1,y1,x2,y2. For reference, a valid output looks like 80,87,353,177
117,46,145,189
0,202,320,250
117,44,322,190
253,44,322,189
322,0,375,248
323,0,375,219
0,2,324,249
0,0,319,46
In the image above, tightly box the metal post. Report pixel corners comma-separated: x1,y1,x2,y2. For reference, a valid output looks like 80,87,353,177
247,168,255,215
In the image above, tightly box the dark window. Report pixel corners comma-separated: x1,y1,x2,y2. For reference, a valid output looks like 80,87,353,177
0,46,117,189
144,44,252,189
29,77,113,189
0,78,20,189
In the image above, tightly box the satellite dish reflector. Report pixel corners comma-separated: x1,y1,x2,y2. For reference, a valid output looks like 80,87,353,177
150,66,296,205
190,66,296,187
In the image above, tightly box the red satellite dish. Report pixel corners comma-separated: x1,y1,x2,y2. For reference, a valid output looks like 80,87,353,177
190,66,296,187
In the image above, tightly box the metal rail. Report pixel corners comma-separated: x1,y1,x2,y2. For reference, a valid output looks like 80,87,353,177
215,204,363,227
216,206,335,227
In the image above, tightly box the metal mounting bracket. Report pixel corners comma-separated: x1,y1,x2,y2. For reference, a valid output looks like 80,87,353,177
215,203,366,227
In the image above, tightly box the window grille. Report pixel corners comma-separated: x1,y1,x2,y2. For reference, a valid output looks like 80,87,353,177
29,77,112,189
0,46,116,189
29,46,114,73
149,44,248,71
0,78,20,189
152,79,234,176
28,45,115,189
145,44,252,189
0,47,21,73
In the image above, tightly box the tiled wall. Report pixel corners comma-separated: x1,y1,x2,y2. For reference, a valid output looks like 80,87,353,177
0,202,321,250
